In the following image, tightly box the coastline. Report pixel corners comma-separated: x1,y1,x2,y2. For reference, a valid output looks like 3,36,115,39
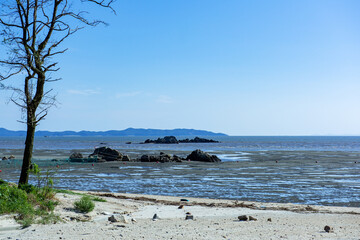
1,191,359,240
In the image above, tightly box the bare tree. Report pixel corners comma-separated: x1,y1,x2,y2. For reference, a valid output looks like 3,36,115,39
0,0,115,185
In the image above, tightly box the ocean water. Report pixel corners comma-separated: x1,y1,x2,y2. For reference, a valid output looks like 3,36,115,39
0,136,360,207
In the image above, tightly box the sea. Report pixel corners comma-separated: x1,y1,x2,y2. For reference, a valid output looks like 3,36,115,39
0,136,359,207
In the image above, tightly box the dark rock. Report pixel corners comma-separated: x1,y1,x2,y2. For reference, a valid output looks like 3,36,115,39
324,225,333,233
173,155,182,162
186,149,221,162
108,215,118,222
185,215,194,220
125,142,132,144
1,156,7,160
69,152,83,160
180,199,189,202
178,205,184,209
9,155,15,159
152,214,159,221
89,147,122,161
122,155,131,161
267,218,272,222
238,215,248,221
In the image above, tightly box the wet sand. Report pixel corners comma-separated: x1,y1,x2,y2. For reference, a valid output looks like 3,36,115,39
0,191,359,240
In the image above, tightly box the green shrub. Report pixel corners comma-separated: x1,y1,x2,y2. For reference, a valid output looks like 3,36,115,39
74,196,95,213
0,184,33,214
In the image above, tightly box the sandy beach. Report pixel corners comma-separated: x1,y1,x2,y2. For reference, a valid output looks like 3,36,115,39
0,191,359,240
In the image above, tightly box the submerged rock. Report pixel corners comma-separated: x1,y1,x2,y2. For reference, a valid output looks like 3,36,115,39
186,149,221,162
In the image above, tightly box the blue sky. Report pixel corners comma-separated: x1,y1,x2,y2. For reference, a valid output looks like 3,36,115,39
1,0,360,135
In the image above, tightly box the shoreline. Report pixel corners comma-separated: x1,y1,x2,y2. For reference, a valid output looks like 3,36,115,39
1,190,359,239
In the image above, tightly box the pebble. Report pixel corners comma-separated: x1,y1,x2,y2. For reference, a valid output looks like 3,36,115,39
152,214,159,221
108,215,118,222
267,218,272,222
185,215,194,220
324,225,334,233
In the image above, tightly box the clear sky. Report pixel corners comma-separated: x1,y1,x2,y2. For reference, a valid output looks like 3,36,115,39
1,0,360,135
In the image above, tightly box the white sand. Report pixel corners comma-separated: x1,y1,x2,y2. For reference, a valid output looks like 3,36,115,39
0,191,359,240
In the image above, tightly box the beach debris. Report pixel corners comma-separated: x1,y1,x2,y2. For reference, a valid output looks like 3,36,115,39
238,215,248,221
185,214,194,220
267,218,272,222
152,214,159,221
324,225,334,233
180,199,189,202
178,205,184,209
249,216,257,221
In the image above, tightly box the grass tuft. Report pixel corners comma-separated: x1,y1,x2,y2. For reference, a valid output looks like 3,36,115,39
74,196,95,213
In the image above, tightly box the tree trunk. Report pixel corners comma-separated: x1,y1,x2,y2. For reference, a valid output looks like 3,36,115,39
18,113,36,185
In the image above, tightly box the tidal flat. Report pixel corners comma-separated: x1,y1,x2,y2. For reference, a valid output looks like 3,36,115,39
1,148,359,207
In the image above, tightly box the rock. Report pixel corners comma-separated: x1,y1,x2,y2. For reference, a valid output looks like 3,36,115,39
108,215,118,222
238,215,248,221
69,152,83,160
179,137,219,143
122,155,131,161
178,205,184,209
249,216,257,221
144,136,179,144
9,155,15,159
89,147,122,161
140,155,150,162
173,155,183,162
186,149,221,162
152,214,159,221
267,218,272,222
2,157,7,160
180,199,189,202
324,225,333,233
185,215,194,220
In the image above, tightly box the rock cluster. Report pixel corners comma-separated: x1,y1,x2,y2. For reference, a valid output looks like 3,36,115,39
143,136,219,144
69,148,221,163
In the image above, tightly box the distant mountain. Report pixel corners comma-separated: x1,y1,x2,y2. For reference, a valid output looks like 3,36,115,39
0,128,227,137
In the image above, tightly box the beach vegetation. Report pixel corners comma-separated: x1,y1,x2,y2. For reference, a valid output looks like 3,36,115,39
0,1,115,186
0,166,60,227
74,196,95,213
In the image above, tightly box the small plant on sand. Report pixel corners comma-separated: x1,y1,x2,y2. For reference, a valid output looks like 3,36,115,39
74,196,95,213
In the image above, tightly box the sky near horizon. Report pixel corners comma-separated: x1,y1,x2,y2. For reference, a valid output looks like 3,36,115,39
1,0,360,136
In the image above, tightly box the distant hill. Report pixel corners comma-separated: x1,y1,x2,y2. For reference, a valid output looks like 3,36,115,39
0,128,227,137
